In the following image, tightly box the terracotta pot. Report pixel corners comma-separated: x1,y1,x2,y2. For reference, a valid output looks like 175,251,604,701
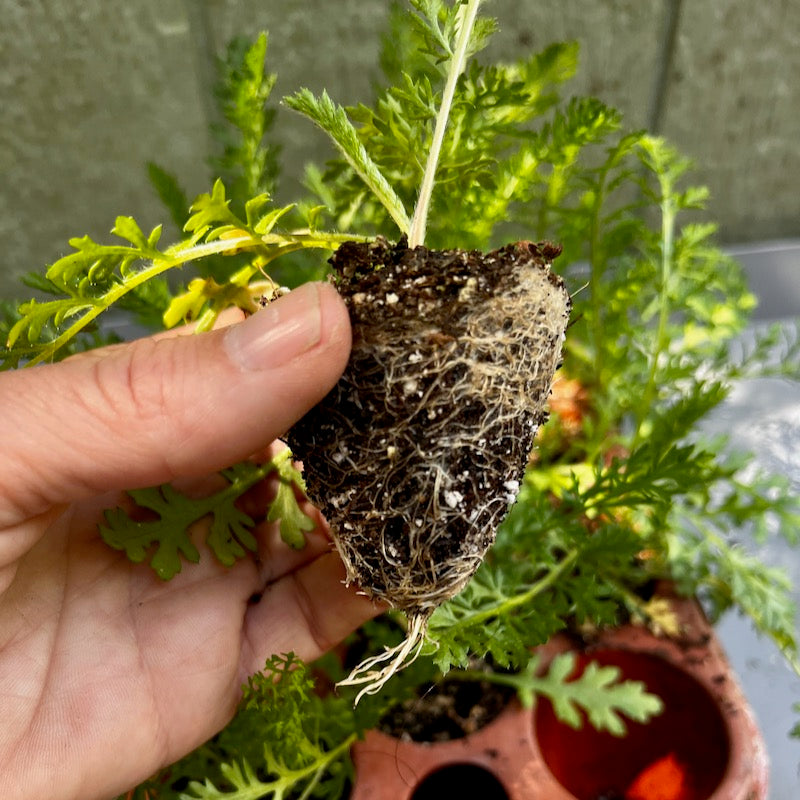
349,588,768,800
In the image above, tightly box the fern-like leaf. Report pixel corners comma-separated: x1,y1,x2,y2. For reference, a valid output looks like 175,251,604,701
284,89,411,234
511,652,663,735
100,453,314,580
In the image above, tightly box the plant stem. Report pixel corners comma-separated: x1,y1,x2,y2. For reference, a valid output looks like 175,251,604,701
27,231,361,366
408,0,482,248
295,735,358,800
633,171,675,447
444,549,580,633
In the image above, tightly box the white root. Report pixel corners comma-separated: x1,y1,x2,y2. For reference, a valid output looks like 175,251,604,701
337,614,429,705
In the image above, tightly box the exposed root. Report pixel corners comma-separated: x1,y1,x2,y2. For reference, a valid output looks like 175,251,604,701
337,613,429,705
289,239,571,694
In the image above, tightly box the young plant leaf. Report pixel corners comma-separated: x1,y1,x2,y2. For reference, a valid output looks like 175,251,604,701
408,0,483,247
179,654,358,800
284,88,411,234
100,483,203,580
211,31,280,206
266,449,317,549
100,455,315,579
503,653,663,736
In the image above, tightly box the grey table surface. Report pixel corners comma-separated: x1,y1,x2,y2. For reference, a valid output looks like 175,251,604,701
703,242,800,800
704,372,800,800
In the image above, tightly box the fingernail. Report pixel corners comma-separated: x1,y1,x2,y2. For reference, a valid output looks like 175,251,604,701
224,282,323,370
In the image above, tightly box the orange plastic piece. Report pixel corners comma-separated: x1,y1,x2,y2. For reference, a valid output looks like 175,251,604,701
626,753,690,800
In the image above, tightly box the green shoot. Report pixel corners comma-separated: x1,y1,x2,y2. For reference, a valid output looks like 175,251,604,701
284,90,411,234
211,32,280,207
457,652,664,736
408,0,482,247
6,180,363,363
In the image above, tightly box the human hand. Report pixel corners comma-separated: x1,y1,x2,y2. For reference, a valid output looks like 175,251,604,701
0,282,378,800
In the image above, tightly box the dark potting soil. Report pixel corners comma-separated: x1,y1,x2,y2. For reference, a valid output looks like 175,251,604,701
288,237,571,615
377,676,516,742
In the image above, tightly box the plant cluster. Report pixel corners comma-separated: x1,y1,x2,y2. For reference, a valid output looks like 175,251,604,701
2,2,799,798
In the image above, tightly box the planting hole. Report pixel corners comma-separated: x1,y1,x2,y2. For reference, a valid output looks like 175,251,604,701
534,650,729,800
378,675,515,741
409,764,509,800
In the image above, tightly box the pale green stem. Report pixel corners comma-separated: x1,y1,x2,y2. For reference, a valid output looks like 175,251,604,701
440,549,580,634
408,0,482,248
197,734,357,800
295,734,358,800
633,176,675,447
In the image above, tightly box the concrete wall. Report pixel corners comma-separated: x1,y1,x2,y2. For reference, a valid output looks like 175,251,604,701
1,0,798,297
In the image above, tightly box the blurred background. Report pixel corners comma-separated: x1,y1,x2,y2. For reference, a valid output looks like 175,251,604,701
1,0,798,796
1,0,799,295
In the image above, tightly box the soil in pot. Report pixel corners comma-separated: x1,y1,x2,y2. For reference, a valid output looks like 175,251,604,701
378,673,516,743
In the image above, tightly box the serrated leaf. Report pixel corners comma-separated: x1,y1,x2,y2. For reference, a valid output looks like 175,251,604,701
211,31,280,205
100,463,268,579
267,476,315,549
285,88,410,234
207,503,258,567
244,192,273,228
185,179,241,234
162,278,211,328
179,654,357,799
100,484,202,579
512,652,663,736
112,216,158,253
98,454,319,579
253,203,296,235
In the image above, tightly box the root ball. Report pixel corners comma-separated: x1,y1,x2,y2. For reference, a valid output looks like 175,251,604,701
288,238,571,620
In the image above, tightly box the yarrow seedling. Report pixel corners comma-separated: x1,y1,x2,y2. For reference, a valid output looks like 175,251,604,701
286,0,571,698
3,2,800,796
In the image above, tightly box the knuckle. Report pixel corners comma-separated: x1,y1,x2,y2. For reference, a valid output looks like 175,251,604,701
88,338,197,458
94,338,169,424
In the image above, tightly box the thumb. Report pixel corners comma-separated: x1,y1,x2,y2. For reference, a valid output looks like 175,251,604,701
0,282,350,520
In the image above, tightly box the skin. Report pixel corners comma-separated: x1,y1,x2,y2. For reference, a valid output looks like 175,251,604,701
0,283,379,800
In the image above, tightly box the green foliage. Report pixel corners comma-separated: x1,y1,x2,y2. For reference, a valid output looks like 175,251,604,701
1,183,358,365
146,32,324,290
265,472,316,550
101,452,314,580
1,295,122,369
4,215,232,365
211,32,280,213
284,89,411,235
476,652,663,736
130,647,662,800
427,486,647,672
300,0,582,249
125,654,359,800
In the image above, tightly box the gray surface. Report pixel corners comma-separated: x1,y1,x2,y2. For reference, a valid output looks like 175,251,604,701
704,242,800,799
729,241,800,322
704,371,800,800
